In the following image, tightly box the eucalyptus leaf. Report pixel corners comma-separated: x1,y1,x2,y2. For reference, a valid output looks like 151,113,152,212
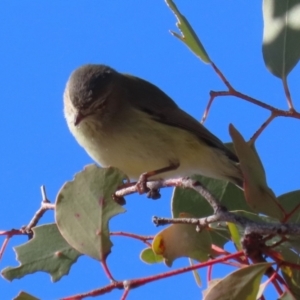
263,0,300,78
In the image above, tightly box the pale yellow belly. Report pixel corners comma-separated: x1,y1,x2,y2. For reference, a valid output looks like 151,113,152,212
68,109,239,182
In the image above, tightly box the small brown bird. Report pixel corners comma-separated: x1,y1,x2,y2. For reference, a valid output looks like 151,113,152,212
64,64,243,188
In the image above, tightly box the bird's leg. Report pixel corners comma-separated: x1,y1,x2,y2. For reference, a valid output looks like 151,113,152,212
136,162,180,199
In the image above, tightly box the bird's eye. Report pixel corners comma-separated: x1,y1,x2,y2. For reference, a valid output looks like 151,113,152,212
94,99,107,111
80,100,92,110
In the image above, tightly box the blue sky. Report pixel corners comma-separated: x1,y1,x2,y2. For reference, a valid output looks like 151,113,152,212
1,1,299,299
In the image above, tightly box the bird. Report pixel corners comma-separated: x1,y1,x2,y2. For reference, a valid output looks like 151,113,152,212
63,64,243,192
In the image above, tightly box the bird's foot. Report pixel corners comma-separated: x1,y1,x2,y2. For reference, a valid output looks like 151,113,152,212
136,173,150,194
135,173,161,199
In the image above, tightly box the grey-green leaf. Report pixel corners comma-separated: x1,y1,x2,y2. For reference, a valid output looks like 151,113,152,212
1,224,81,282
165,0,211,63
13,291,39,300
203,263,271,300
140,248,163,264
172,174,249,248
263,0,300,78
55,165,126,261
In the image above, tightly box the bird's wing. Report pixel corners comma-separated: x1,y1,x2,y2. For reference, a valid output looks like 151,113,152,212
124,74,238,162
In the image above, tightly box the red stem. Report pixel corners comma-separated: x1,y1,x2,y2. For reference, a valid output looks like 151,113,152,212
110,231,153,247
62,251,245,299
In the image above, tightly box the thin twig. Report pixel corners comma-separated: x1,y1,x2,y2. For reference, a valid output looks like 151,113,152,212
201,62,300,144
0,229,27,261
100,259,116,282
115,178,221,212
120,286,130,300
282,76,295,111
40,185,49,203
23,185,55,234
116,177,300,237
0,236,10,261
211,62,234,91
153,215,219,227
249,112,277,144
110,231,153,247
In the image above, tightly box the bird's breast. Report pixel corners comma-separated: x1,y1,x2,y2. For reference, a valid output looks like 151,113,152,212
68,109,181,179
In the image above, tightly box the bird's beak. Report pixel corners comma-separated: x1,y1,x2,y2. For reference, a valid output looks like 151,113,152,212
74,111,85,126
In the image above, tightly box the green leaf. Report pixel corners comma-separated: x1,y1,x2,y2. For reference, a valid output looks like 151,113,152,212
278,290,297,300
55,165,126,261
286,238,300,255
172,176,250,219
172,174,249,248
165,0,211,63
230,124,284,220
257,279,269,299
13,292,39,300
203,263,271,300
227,222,242,251
262,0,300,78
140,248,163,264
152,220,212,267
278,190,300,222
189,258,202,287
279,248,300,294
1,224,81,282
